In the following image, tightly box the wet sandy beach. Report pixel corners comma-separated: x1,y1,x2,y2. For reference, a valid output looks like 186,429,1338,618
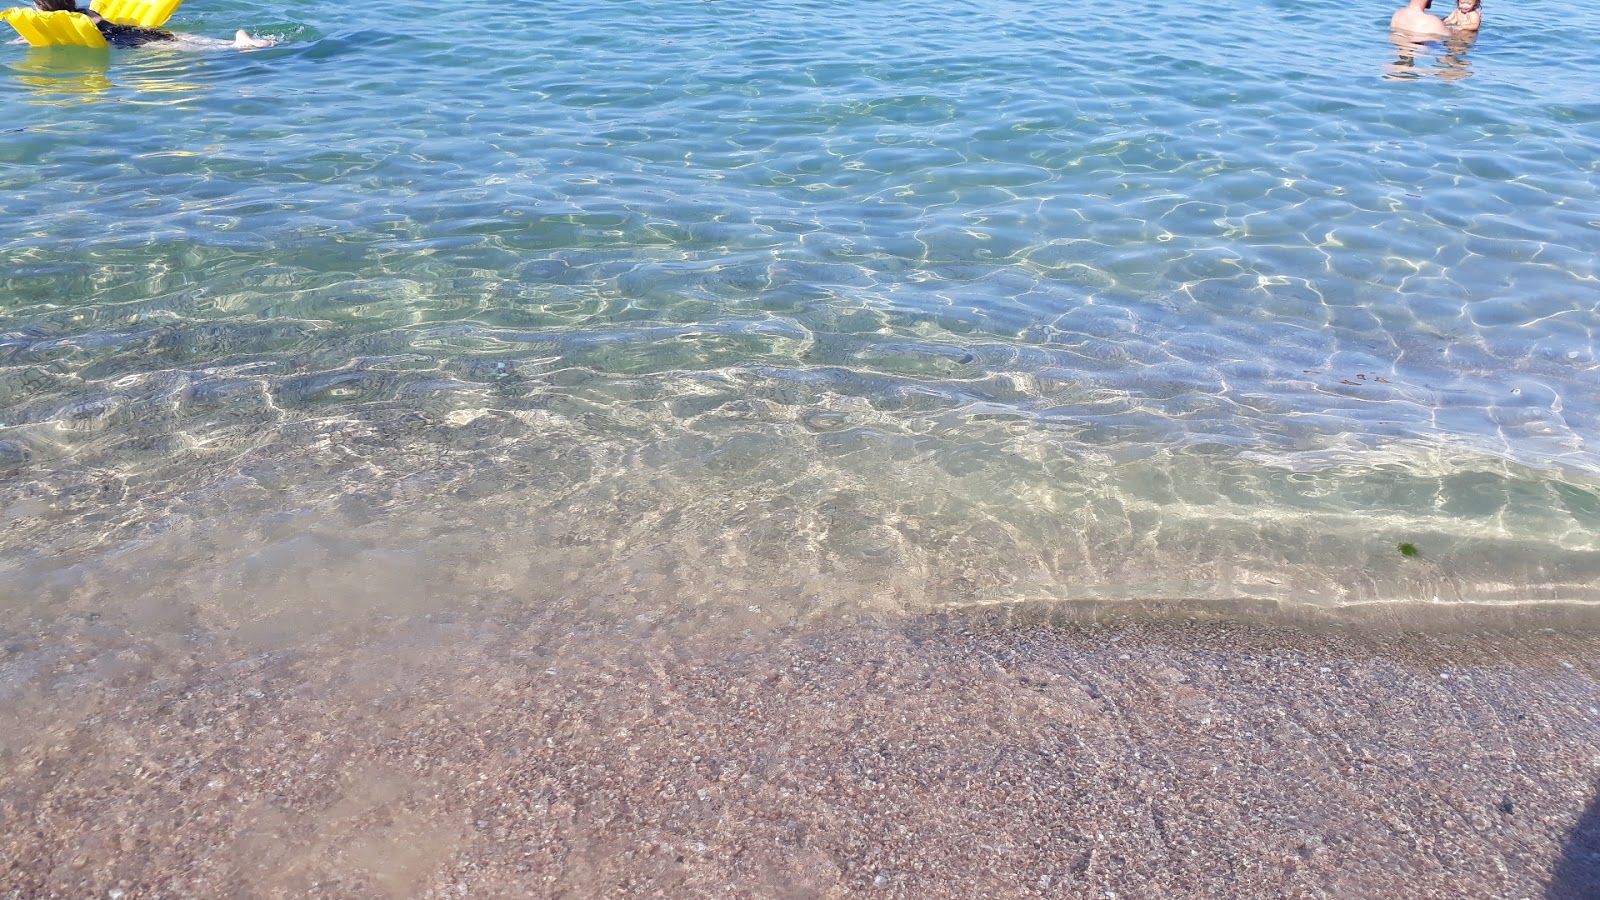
3,607,1598,899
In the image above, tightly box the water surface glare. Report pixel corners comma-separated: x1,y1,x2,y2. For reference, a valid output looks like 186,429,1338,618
4,0,1600,630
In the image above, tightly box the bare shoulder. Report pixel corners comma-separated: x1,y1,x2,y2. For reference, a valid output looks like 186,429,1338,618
1392,8,1448,35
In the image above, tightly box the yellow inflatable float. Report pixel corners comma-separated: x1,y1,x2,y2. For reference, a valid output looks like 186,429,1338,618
89,0,180,26
2,0,182,47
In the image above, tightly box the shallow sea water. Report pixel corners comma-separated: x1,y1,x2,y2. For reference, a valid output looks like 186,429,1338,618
3,0,1600,639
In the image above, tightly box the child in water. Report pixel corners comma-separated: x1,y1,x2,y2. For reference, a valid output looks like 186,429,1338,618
31,0,273,48
1444,0,1482,31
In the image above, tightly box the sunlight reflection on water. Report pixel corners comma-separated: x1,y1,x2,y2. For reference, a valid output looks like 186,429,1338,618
2,0,1599,634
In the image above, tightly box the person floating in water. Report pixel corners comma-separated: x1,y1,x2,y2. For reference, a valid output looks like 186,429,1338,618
1443,0,1482,32
28,0,273,48
1385,0,1479,81
1389,0,1448,37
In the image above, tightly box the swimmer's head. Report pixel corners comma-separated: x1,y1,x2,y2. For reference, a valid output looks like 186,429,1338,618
1455,0,1480,10
33,0,81,10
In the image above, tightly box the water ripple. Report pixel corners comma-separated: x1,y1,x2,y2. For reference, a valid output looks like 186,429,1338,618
2,0,1599,617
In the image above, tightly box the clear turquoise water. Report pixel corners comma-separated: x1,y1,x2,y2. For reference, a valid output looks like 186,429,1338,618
3,0,1600,628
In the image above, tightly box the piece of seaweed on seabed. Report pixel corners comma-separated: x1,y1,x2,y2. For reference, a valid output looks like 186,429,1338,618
1551,787,1600,900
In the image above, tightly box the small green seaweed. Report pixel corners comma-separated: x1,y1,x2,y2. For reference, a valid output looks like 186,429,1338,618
1398,542,1420,558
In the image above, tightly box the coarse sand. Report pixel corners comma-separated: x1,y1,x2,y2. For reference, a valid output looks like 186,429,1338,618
2,608,1598,899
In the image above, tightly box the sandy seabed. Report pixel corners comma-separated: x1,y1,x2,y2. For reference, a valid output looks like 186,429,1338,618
2,606,1599,900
